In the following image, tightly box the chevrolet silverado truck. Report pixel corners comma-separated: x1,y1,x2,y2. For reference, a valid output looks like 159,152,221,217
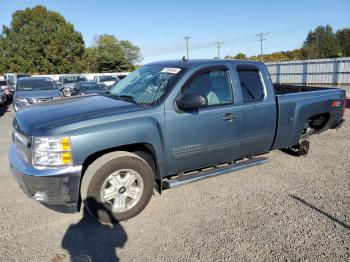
9,59,346,223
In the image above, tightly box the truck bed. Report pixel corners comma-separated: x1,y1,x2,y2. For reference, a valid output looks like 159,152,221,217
273,84,337,95
271,85,346,151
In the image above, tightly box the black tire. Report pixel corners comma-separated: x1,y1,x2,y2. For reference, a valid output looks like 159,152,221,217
81,151,154,223
297,140,310,156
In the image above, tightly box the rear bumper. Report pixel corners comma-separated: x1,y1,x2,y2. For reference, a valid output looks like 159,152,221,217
8,144,82,213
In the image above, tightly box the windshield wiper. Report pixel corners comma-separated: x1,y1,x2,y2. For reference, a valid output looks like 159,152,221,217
110,94,136,104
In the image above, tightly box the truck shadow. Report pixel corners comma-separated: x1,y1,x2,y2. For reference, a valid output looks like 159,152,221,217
290,194,350,230
61,197,127,262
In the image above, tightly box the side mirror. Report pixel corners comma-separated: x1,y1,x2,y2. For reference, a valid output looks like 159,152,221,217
176,93,208,110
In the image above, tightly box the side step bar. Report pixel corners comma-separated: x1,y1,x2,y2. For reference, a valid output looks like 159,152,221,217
163,157,269,189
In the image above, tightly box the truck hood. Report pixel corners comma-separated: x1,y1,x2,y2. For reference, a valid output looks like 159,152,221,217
14,95,144,136
16,89,61,99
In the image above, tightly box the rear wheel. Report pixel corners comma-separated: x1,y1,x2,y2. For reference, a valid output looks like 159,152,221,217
289,140,310,156
81,151,154,223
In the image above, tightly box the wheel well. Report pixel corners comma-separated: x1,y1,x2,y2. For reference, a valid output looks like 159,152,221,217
307,113,330,130
81,143,159,180
77,143,160,211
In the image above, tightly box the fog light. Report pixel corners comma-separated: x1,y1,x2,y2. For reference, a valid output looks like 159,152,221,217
33,191,48,201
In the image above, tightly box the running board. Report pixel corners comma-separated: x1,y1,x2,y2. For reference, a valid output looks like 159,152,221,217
163,157,269,189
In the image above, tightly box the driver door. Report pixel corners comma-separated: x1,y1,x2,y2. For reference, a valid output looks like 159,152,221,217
164,66,242,175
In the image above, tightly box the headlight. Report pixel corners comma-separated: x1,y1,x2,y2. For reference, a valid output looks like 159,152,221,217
33,136,72,166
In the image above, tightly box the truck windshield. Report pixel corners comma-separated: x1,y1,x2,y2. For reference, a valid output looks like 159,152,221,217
17,79,57,91
110,65,182,106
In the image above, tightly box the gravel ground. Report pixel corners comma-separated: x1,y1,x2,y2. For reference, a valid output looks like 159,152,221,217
0,100,349,262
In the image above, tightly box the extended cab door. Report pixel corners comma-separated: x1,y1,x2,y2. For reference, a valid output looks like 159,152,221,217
233,64,277,156
164,65,242,175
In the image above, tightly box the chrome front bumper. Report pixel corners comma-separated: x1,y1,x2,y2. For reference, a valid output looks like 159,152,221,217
8,144,82,213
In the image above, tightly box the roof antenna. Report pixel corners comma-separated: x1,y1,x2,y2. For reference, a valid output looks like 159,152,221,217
181,56,188,63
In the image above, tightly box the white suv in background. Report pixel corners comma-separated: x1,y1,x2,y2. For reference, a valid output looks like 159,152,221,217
94,75,120,87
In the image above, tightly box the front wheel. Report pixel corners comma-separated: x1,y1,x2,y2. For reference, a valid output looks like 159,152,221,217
81,151,154,223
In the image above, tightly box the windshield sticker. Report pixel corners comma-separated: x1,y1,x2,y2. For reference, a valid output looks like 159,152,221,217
161,67,181,74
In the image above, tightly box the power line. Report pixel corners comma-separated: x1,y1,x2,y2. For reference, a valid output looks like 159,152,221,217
257,33,268,62
184,35,191,59
214,41,223,59
142,21,347,59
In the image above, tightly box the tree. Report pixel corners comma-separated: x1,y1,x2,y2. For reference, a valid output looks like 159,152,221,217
86,35,142,73
302,25,341,59
224,55,235,60
0,5,86,74
85,47,99,72
336,28,350,57
96,35,126,72
120,40,142,66
234,53,247,60
0,35,6,73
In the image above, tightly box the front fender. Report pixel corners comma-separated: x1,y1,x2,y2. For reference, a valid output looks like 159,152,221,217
69,116,165,175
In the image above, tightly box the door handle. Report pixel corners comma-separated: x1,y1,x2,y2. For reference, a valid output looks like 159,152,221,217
222,113,238,121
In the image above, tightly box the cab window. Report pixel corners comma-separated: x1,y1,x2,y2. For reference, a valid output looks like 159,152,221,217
236,66,265,103
183,69,233,106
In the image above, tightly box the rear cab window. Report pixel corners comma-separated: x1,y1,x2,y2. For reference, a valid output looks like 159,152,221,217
236,65,265,103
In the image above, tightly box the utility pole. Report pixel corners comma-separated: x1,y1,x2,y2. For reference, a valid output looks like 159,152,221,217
184,35,191,60
214,41,223,59
257,33,267,62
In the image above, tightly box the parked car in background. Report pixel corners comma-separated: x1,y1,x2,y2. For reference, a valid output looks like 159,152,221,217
94,75,119,87
4,73,31,90
8,60,346,223
72,81,109,96
116,73,128,80
58,75,88,96
0,89,7,106
0,80,14,100
13,77,62,111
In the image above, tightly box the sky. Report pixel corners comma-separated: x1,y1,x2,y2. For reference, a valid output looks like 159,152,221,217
0,0,349,64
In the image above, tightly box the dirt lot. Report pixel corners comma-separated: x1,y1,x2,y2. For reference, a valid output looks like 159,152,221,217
0,101,349,261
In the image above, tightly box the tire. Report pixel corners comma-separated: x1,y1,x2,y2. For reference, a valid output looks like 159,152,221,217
81,151,154,223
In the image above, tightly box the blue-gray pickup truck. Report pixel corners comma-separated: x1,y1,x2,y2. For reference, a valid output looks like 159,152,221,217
9,60,346,223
